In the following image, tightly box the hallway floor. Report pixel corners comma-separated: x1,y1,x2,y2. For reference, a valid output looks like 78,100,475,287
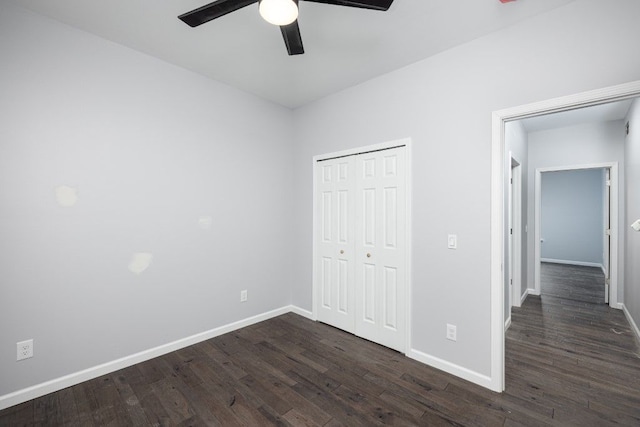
506,263,640,425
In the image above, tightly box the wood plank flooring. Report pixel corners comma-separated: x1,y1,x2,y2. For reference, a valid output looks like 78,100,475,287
540,262,606,304
2,265,639,425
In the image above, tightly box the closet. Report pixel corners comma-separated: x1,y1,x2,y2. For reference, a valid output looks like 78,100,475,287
315,145,407,352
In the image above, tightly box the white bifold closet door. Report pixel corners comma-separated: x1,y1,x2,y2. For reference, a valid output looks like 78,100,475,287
317,155,356,333
316,146,406,352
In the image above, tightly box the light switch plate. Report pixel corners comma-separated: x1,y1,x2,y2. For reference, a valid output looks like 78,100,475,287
448,234,457,249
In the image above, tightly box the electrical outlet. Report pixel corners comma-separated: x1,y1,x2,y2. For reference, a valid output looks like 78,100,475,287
240,290,248,302
446,324,457,342
17,339,33,361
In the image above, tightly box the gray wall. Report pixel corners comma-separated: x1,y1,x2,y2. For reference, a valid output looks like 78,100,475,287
292,0,640,377
625,99,640,334
0,2,294,397
527,121,626,300
540,169,604,266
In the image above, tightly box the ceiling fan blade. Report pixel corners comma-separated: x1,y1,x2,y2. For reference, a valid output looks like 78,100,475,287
179,0,258,27
302,0,393,11
281,21,304,55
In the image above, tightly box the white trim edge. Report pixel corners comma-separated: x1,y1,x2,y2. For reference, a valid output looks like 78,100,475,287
289,305,314,320
0,305,300,411
407,349,493,390
521,289,530,305
622,304,640,341
540,258,604,270
505,316,512,331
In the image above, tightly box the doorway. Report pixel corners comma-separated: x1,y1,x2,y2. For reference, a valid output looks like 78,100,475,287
490,80,640,392
534,165,618,305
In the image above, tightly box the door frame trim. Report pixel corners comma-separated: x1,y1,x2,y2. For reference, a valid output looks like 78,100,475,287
311,137,413,353
491,79,640,392
533,164,618,306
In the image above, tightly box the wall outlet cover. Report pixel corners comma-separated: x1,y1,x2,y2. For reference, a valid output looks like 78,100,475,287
17,339,33,361
446,324,457,341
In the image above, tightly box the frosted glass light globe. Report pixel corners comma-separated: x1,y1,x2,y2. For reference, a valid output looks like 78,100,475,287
259,0,298,26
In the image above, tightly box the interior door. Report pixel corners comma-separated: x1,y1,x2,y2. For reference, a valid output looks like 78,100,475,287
604,168,611,304
508,165,513,314
316,156,356,332
354,146,406,352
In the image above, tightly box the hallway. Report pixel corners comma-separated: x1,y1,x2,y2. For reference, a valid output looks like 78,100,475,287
506,263,640,424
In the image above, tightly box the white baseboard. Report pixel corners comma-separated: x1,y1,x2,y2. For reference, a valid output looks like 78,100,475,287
407,348,493,391
289,305,314,320
505,316,512,331
527,288,540,296
541,258,603,270
520,289,530,304
622,304,640,341
0,305,303,411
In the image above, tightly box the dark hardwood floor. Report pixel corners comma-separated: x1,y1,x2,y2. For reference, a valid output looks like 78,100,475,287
540,262,606,304
2,266,640,425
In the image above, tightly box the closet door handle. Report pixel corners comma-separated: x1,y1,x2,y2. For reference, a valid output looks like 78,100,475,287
366,253,371,258
340,250,344,254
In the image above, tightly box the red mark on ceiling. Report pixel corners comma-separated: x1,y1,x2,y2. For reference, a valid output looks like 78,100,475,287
499,0,517,3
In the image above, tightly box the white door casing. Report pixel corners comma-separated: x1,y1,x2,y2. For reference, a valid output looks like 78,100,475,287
604,168,611,304
533,164,618,304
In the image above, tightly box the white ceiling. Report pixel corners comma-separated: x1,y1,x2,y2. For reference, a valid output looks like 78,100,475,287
10,0,575,108
520,99,633,133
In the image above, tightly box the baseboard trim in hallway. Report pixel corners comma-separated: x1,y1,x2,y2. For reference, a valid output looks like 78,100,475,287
622,303,640,341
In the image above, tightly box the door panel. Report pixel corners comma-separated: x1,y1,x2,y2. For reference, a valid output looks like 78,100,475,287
355,146,406,352
383,266,398,329
316,157,356,331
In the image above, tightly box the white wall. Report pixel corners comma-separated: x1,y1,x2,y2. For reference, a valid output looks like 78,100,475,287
625,99,640,334
527,121,626,300
292,0,640,380
0,2,294,398
540,169,604,266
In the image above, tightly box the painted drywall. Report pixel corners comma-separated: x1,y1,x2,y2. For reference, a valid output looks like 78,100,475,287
527,121,626,302
540,169,604,266
0,2,294,398
625,99,640,333
504,121,528,320
292,0,640,378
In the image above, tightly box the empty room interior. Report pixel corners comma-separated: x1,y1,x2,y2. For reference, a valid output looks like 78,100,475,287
1,0,640,425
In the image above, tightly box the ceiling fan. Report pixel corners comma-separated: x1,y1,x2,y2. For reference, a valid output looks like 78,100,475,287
178,0,394,56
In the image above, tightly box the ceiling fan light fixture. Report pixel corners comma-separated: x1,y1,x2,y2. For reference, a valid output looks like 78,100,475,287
259,0,298,26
